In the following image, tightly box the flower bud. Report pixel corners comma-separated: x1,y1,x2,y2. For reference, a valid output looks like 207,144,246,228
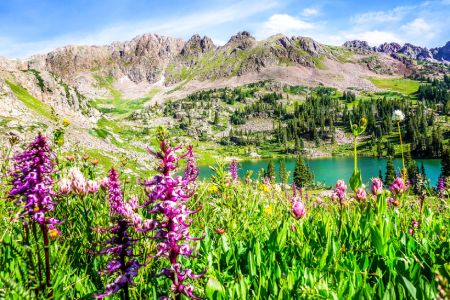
371,178,383,195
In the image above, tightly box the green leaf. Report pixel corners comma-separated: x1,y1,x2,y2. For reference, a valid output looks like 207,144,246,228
370,226,386,256
205,277,226,300
401,276,417,300
349,169,362,191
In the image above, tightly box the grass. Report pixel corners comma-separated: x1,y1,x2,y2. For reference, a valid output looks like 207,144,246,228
368,77,421,98
5,80,53,119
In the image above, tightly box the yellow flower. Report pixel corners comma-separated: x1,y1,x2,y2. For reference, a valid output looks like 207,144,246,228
208,186,218,193
316,213,322,218
62,118,71,127
55,139,64,146
49,229,61,239
264,206,272,215
260,184,270,193
91,159,99,165
360,118,368,125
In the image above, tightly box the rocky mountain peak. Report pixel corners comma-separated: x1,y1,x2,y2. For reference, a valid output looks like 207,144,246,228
377,42,402,54
343,40,376,51
228,31,255,43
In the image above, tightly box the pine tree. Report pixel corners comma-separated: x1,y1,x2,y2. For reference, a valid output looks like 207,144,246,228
267,160,277,183
407,160,419,185
293,156,309,188
279,160,287,187
378,168,383,182
420,162,427,179
384,157,396,185
404,146,412,167
441,146,450,177
214,111,219,125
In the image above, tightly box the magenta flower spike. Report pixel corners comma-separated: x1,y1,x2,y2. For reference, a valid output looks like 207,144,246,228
355,188,367,202
229,160,238,183
9,133,60,228
140,129,205,300
91,168,146,299
390,177,407,196
371,178,383,196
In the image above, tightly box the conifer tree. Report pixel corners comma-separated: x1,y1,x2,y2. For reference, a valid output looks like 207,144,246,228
404,145,412,167
267,160,277,183
214,111,219,125
293,156,309,188
384,157,396,185
378,168,383,182
279,160,287,186
441,146,450,177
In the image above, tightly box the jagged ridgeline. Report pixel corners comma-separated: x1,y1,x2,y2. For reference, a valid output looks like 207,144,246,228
1,31,450,176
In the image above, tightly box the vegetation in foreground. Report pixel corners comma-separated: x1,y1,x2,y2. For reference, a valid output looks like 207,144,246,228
1,113,450,300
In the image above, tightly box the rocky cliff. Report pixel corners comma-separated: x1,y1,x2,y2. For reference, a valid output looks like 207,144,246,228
343,40,450,64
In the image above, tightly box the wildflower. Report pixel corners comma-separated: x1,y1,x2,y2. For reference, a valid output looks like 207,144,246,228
122,161,127,166
316,197,324,204
9,133,60,227
355,188,367,202
139,127,205,299
49,227,61,239
229,161,238,182
291,223,295,232
215,228,225,235
371,178,383,196
291,201,307,219
9,133,61,290
87,180,100,194
183,147,199,192
334,180,347,203
99,177,109,189
360,118,368,125
260,184,270,193
91,159,99,165
390,177,407,196
264,206,273,215
62,118,71,127
58,178,72,194
335,180,347,193
331,193,338,202
66,155,74,161
392,110,405,122
90,168,146,299
82,154,89,160
208,186,218,193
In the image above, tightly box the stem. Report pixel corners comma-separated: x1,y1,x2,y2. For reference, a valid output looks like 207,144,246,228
338,203,343,239
398,122,406,182
354,136,357,173
32,223,44,292
41,223,52,296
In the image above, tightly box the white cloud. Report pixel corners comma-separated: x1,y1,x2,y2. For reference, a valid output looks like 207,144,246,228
302,8,318,16
262,14,314,35
352,6,411,24
212,39,227,46
344,30,401,46
0,0,278,59
401,18,432,33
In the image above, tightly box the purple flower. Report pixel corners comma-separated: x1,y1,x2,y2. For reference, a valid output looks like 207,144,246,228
291,200,307,219
355,188,367,202
91,168,146,299
371,178,383,196
229,160,238,182
140,130,205,299
390,177,407,196
438,177,445,196
9,133,60,228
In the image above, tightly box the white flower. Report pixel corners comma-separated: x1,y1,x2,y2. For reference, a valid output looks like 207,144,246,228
392,110,405,122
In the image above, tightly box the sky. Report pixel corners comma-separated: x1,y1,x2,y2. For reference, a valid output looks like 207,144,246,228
1,0,449,59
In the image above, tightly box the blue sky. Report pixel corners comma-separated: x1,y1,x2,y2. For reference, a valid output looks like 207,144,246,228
1,0,449,58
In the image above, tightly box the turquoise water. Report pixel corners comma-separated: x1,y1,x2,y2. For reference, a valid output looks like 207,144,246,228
192,156,442,187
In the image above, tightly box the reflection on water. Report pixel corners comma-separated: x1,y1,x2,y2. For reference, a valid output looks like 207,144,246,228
190,156,442,187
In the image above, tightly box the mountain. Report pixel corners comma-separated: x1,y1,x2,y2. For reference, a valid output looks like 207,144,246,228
0,31,441,174
342,40,450,64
